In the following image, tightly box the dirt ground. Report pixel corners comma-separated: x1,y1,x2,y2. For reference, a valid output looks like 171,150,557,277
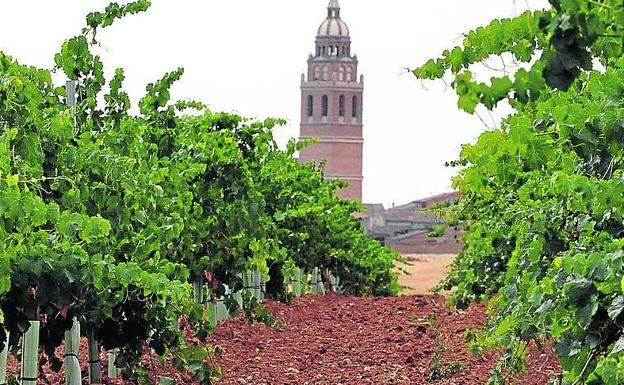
4,293,560,385
396,254,456,295
208,294,559,385
5,253,560,385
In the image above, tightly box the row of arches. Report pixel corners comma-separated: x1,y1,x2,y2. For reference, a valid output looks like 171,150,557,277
313,65,354,82
307,94,358,121
316,45,350,57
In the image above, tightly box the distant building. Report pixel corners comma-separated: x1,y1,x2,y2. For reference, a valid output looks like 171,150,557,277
296,3,462,255
298,0,364,202
361,192,463,255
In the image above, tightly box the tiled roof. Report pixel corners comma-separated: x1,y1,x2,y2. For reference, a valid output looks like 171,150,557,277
362,192,459,239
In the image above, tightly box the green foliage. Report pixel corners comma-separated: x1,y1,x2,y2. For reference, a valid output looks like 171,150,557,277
85,1,152,41
414,1,624,383
0,2,401,382
427,316,464,381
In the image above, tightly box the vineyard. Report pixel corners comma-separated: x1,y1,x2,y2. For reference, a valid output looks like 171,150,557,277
2,0,624,384
0,2,400,384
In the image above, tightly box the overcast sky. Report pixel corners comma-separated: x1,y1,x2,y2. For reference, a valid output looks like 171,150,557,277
0,0,550,207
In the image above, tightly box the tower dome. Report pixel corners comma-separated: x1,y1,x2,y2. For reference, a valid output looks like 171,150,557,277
317,0,349,37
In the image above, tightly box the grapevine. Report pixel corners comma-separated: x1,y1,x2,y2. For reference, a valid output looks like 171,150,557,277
413,1,624,384
0,2,402,383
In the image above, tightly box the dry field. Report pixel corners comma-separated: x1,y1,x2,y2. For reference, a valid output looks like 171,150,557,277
396,254,456,295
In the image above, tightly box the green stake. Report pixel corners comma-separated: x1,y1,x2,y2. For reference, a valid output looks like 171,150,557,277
234,276,243,308
64,318,81,385
158,376,175,385
311,268,325,294
252,269,262,300
87,332,101,384
107,351,119,378
193,280,204,304
208,303,218,328
0,331,9,385
260,274,266,301
292,268,302,297
244,271,252,298
20,321,39,385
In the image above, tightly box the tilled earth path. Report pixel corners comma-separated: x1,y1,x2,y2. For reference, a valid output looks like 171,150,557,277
210,294,559,385
5,294,560,385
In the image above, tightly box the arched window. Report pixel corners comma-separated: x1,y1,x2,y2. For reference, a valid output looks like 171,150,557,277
322,66,329,81
346,67,353,82
314,66,321,80
307,95,314,117
339,95,345,117
322,46,326,55
352,96,358,118
342,46,346,55
338,66,345,81
316,46,320,56
322,95,329,117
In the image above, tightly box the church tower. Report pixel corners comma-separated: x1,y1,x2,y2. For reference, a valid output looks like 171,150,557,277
298,0,364,202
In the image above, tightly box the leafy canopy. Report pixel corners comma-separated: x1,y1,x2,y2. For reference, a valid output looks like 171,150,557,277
0,2,401,382
414,1,624,384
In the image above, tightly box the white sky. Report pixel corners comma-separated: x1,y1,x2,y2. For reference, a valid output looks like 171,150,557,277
0,0,550,207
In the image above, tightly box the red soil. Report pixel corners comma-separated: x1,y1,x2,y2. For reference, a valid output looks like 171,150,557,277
4,294,560,385
209,294,559,385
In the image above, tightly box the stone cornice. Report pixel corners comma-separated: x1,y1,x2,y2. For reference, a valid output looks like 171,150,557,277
325,175,364,181
299,136,363,143
300,123,363,128
301,81,363,90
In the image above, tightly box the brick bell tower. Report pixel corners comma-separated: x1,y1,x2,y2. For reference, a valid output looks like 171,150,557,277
298,0,364,202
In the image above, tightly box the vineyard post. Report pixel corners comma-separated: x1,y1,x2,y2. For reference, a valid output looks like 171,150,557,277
20,321,40,385
234,274,243,308
66,80,77,121
157,376,175,385
314,268,319,294
216,286,229,322
318,269,325,294
329,273,340,293
260,275,266,301
87,330,101,384
252,268,262,300
243,271,251,296
63,82,82,385
291,268,302,297
193,277,204,304
63,318,81,385
0,331,9,385
311,268,325,294
107,351,119,378
208,300,218,327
